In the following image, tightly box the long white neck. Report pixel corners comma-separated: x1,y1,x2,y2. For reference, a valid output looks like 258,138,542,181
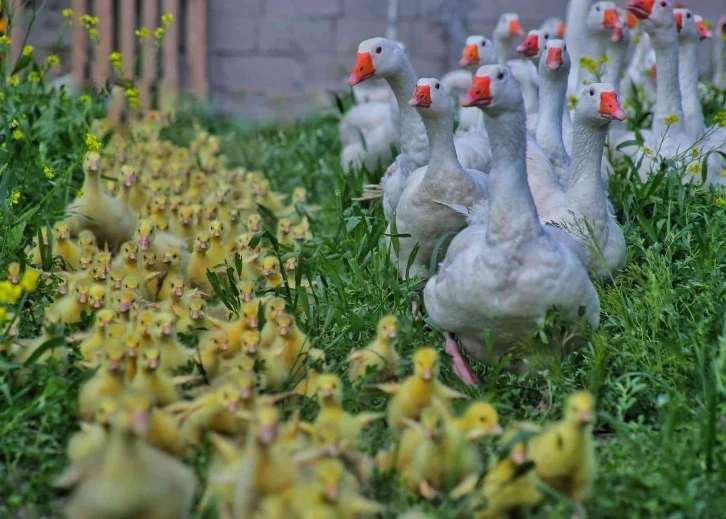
649,25,686,137
566,0,594,64
419,108,463,193
604,40,630,95
564,113,608,192
536,68,570,177
494,35,510,65
385,60,430,168
584,30,611,62
480,102,541,244
678,37,705,136
713,27,725,86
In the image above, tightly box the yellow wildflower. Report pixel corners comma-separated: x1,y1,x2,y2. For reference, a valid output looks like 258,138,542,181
690,147,700,160
22,45,34,57
85,133,101,152
714,111,726,127
80,14,99,28
641,145,654,157
568,95,578,112
715,196,725,208
76,188,85,198
154,27,165,41
8,75,19,87
632,34,640,44
125,87,140,108
9,191,20,205
664,114,680,125
109,51,123,73
28,71,40,83
599,54,610,64
0,35,11,45
11,119,19,129
162,13,174,27
0,92,4,101
1,143,5,149
579,56,598,75
11,130,23,140
135,27,150,40
687,162,700,176
62,8,74,18
20,270,40,292
0,280,23,304
46,54,60,67
44,166,54,179
88,27,99,43
79,94,92,104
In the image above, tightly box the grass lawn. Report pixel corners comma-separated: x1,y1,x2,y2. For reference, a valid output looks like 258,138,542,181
2,92,726,519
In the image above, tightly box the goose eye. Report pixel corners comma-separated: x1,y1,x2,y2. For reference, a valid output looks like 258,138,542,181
480,41,486,46
589,89,595,96
595,5,600,11
497,71,504,80
686,12,691,18
435,83,440,90
375,46,382,54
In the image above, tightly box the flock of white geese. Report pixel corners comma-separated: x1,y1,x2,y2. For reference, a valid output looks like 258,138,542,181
339,0,726,385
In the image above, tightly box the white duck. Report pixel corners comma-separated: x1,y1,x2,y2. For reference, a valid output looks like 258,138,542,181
387,78,488,280
347,38,490,220
493,13,524,65
423,65,600,384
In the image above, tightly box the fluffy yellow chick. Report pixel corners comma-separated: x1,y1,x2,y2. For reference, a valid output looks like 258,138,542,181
195,329,230,378
88,284,106,311
206,219,228,268
277,218,294,247
237,280,256,302
56,398,196,519
119,388,185,458
379,347,466,433
209,299,260,354
78,250,95,271
115,241,140,276
66,397,117,462
140,251,164,301
455,401,503,441
260,297,286,347
473,437,543,519
347,315,400,382
64,151,136,251
122,331,143,381
14,312,67,365
95,247,113,276
255,179,286,214
176,293,211,332
78,343,127,420
187,231,214,295
261,256,283,288
52,221,82,270
178,384,247,445
246,213,262,233
79,309,117,362
108,267,125,291
148,196,169,231
50,278,92,324
171,204,197,245
130,347,180,405
149,312,189,371
6,262,21,285
157,249,184,301
77,229,98,254
528,391,597,506
272,313,315,371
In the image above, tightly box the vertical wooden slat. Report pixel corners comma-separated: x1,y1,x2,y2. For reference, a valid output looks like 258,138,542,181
93,0,112,85
71,0,86,86
140,0,159,110
160,0,179,111
119,0,135,79
187,0,208,98
9,0,23,67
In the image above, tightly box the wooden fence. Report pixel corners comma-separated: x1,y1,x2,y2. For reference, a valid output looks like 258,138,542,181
4,0,208,113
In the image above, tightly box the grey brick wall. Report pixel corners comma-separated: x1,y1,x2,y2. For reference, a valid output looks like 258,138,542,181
19,0,726,122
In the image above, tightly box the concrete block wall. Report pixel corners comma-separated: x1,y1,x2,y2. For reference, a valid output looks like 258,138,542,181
17,0,726,122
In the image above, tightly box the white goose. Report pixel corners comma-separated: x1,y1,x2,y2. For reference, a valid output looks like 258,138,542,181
713,16,726,88
389,78,488,280
493,13,524,65
347,38,490,220
515,29,551,136
566,0,595,94
578,1,623,86
423,65,600,384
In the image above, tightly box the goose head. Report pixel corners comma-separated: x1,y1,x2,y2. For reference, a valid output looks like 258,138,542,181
459,35,497,68
693,15,712,41
462,65,521,115
540,17,566,39
627,0,675,37
576,84,627,126
539,39,571,75
587,1,622,35
347,37,408,86
408,78,451,118
673,8,699,41
611,9,633,43
516,29,550,62
494,13,523,41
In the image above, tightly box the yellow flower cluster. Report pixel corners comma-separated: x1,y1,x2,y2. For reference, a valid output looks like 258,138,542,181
8,191,20,204
8,75,19,87
12,129,23,140
690,147,700,160
125,87,140,108
22,45,34,57
76,188,85,198
79,94,92,104
579,56,598,75
44,166,54,179
85,133,101,152
62,8,74,18
664,114,680,125
109,51,123,73
715,196,725,208
714,111,726,127
162,13,174,27
568,95,578,112
135,27,150,41
154,27,166,42
0,270,40,305
0,35,11,45
641,145,654,157
11,119,19,128
80,14,100,43
687,162,700,176
28,71,40,83
598,55,610,65
46,54,60,67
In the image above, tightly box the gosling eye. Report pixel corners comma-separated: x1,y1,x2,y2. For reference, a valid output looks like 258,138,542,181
497,71,505,80
375,46,382,54
589,89,595,96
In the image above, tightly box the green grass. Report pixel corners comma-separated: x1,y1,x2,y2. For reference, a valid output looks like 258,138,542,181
2,96,726,518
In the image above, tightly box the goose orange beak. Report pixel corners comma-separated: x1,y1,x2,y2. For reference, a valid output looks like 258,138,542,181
516,33,539,57
347,52,375,86
603,8,622,29
626,12,639,28
696,19,712,40
462,75,492,107
556,22,566,37
546,47,564,71
626,0,654,20
459,44,479,67
674,12,683,32
509,18,523,36
599,91,627,121
409,84,432,108
611,26,625,42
